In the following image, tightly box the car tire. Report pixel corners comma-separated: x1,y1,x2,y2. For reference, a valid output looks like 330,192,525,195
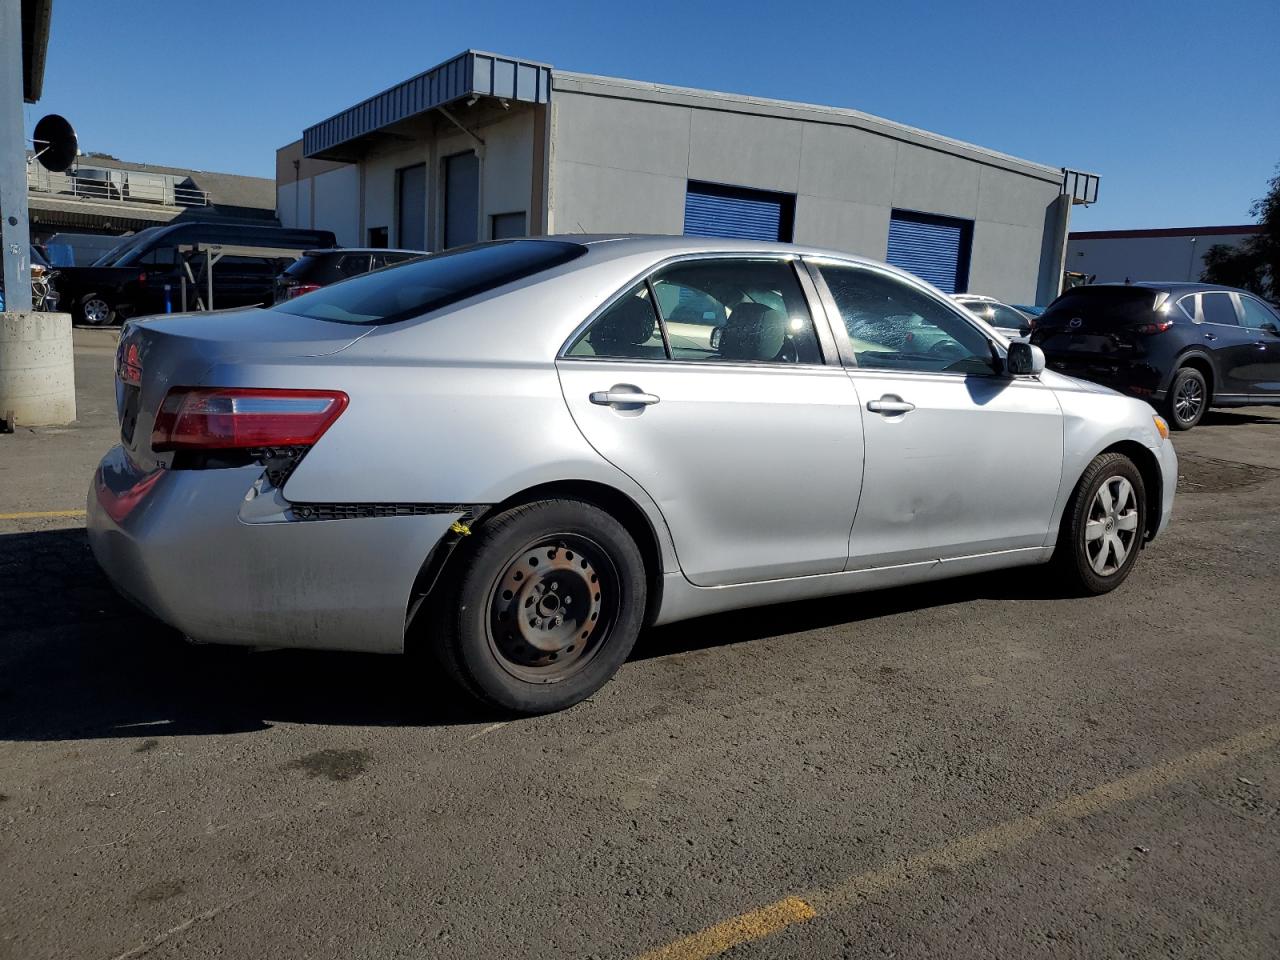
79,295,115,327
433,499,647,714
1164,366,1207,431
1055,452,1147,595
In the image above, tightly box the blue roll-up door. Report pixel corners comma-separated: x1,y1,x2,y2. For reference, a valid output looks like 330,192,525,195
683,182,793,241
885,211,972,294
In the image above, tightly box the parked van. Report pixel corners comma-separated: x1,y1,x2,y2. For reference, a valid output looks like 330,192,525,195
55,222,336,325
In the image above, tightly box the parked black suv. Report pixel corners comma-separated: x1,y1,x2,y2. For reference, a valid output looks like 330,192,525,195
273,248,423,304
1031,282,1280,430
55,222,336,325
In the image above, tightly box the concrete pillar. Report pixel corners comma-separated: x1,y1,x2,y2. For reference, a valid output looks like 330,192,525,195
1,0,34,313
0,311,77,427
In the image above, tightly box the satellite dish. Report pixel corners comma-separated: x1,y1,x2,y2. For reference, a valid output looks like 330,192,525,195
32,114,79,173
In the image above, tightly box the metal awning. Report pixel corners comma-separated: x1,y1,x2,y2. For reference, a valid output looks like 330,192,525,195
21,0,53,103
302,50,551,161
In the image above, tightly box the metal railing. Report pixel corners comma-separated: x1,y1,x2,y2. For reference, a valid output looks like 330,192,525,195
26,165,210,207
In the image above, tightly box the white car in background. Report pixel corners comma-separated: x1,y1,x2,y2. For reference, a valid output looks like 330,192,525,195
954,294,1034,340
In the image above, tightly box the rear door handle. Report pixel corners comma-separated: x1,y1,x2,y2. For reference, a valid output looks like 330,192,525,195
1204,332,1217,341
867,395,915,415
590,389,660,407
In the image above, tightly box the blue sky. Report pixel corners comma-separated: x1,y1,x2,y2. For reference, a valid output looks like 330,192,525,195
30,0,1280,230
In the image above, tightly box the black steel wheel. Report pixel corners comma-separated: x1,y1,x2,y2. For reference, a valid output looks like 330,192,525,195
433,499,646,714
1165,367,1207,431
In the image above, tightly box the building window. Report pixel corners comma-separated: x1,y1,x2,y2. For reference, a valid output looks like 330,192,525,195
368,226,388,249
491,212,527,240
397,163,427,250
683,181,795,243
885,210,974,295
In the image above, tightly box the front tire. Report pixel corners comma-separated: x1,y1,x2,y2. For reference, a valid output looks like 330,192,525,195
433,499,647,714
1055,452,1147,595
1164,366,1207,430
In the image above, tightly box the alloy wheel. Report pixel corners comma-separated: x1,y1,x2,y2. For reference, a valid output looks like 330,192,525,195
486,534,617,684
1084,476,1140,576
82,298,111,326
1174,376,1204,424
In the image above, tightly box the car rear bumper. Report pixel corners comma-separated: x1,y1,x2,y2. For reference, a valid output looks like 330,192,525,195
87,445,457,653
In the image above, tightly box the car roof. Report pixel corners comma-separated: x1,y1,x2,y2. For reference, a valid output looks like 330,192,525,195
303,247,424,256
540,233,902,271
1090,281,1253,296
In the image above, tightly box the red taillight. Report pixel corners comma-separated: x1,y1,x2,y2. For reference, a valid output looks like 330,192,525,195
287,283,322,299
117,341,142,386
1134,320,1174,335
138,271,148,287
151,387,348,451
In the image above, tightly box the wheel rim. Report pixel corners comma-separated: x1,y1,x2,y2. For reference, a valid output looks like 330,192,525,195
1174,375,1203,423
83,298,110,325
1084,476,1140,576
486,534,618,684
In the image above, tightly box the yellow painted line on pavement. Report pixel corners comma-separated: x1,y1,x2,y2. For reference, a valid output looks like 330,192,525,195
635,897,816,960
634,721,1280,960
0,509,87,521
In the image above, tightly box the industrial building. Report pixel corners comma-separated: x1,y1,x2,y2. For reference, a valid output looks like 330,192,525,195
1067,224,1262,284
277,50,1097,305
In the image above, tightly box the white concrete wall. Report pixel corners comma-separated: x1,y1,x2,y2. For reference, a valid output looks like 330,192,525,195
549,82,1064,305
1066,232,1256,284
312,166,360,246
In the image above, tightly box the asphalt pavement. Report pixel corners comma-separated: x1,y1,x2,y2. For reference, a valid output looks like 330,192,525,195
1,329,1278,960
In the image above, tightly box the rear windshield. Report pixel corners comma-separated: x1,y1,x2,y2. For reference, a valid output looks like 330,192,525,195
1040,286,1159,327
274,240,587,325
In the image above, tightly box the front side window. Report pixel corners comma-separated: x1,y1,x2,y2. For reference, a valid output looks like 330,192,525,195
276,240,586,325
1238,295,1280,330
567,258,823,365
819,264,996,375
1201,292,1239,326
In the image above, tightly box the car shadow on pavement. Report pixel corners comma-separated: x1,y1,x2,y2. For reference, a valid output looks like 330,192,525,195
0,528,504,742
1,528,1066,742
1199,410,1280,428
636,566,1068,661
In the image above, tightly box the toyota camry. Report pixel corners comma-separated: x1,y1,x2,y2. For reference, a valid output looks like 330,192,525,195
89,236,1177,713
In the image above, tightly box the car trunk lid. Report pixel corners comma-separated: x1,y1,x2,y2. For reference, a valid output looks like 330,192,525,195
114,307,371,467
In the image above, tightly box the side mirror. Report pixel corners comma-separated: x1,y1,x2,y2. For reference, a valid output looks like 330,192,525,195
1262,321,1280,336
1018,324,1032,337
1006,341,1045,376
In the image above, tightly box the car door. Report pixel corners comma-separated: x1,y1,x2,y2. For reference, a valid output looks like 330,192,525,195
1198,290,1258,398
809,259,1065,570
556,255,863,587
1233,293,1280,398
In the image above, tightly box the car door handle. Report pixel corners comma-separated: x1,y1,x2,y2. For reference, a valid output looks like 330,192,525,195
1203,332,1217,341
867,395,915,415
590,389,660,407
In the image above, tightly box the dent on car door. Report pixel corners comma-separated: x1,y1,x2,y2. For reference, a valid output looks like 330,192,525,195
555,256,864,587
810,260,1065,569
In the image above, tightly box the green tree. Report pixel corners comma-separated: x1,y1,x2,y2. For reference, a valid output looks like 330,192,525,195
1201,162,1280,301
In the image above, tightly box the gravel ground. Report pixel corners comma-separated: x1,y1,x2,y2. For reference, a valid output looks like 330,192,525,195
1,330,1278,960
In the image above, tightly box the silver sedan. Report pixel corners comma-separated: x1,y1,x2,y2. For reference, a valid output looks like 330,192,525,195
88,236,1177,713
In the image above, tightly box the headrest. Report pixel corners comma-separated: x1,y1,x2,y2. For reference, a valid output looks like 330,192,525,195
593,296,657,346
719,302,787,361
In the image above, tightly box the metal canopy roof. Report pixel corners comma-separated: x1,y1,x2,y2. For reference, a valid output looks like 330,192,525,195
303,50,551,161
21,0,53,102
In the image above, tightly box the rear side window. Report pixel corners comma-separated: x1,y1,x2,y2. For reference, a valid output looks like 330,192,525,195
1177,294,1200,322
339,254,372,277
275,240,586,325
1201,292,1239,326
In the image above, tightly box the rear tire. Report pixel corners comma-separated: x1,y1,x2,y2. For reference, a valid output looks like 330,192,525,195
79,295,115,327
1164,366,1207,430
432,499,646,714
1054,452,1147,595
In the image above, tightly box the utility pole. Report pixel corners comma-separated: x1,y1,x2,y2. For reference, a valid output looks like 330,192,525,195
0,0,33,312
